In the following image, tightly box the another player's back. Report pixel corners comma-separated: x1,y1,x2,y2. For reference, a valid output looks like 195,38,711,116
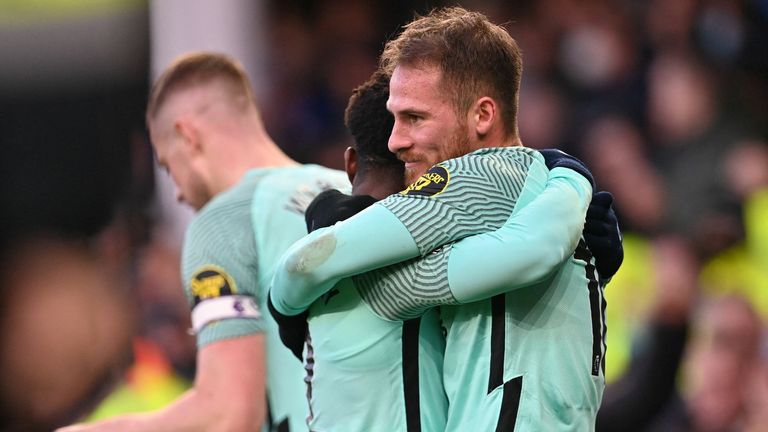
187,165,349,431
249,164,349,431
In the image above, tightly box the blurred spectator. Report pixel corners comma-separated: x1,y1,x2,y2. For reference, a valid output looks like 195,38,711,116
133,238,197,381
85,337,190,423
743,337,768,431
598,235,700,432
84,236,195,422
0,236,135,431
646,51,752,258
262,0,419,167
649,294,765,431
518,80,568,150
700,139,768,318
724,139,768,202
582,115,666,234
644,0,699,51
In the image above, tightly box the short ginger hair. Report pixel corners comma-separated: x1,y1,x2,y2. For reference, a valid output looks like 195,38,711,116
146,52,256,123
380,7,523,139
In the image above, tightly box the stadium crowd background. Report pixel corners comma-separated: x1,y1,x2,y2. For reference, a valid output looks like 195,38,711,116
0,0,766,430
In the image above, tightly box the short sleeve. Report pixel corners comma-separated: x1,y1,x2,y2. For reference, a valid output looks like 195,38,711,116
181,193,262,347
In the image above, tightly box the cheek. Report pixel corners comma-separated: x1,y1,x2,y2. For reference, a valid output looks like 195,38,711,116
412,127,444,153
166,158,192,191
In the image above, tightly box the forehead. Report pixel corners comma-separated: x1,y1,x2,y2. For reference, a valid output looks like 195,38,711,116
387,64,449,111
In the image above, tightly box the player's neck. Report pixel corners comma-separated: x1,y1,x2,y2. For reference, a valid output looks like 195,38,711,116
352,170,402,199
211,139,298,195
249,138,299,169
474,122,522,149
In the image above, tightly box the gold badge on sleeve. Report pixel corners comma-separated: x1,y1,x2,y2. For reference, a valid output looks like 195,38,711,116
190,265,237,305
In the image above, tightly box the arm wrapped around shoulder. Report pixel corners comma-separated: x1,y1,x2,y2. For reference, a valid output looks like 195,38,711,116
538,149,595,189
271,204,421,315
447,168,592,303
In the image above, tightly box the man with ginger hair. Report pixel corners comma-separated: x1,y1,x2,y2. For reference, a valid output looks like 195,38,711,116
380,10,607,429
270,7,612,431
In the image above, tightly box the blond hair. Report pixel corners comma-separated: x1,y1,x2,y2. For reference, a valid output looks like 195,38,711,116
146,52,255,123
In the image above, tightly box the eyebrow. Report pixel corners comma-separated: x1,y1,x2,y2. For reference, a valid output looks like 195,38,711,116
387,100,427,117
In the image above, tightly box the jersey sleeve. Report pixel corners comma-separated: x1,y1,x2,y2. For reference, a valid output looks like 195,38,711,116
269,203,420,316
271,148,584,319
182,199,262,348
447,167,592,302
378,148,537,255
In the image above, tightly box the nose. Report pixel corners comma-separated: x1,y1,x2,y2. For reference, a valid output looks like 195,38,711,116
388,120,410,154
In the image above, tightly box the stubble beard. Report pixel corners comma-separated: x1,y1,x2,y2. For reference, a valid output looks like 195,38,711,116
402,126,472,185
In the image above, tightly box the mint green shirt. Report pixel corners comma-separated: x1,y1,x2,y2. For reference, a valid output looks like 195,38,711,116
271,147,602,430
270,148,590,316
305,279,447,432
181,165,349,432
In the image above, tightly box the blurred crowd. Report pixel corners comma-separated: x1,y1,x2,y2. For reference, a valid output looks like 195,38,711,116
1,0,766,430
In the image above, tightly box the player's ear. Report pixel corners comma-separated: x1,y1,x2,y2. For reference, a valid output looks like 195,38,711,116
344,146,358,184
174,118,202,154
471,96,496,137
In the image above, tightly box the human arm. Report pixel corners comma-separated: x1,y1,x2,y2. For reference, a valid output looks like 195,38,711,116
267,189,380,359
354,164,592,313
57,335,266,432
269,147,540,316
272,147,596,317
444,151,621,302
58,201,270,431
447,166,592,302
269,203,420,316
352,163,594,319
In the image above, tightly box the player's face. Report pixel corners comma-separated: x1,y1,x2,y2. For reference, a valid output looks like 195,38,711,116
387,64,471,185
150,123,211,211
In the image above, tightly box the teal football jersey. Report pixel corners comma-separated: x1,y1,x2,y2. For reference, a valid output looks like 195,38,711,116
270,147,602,430
378,149,605,431
181,165,349,432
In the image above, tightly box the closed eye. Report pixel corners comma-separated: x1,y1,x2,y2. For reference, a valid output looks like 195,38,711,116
406,113,422,125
